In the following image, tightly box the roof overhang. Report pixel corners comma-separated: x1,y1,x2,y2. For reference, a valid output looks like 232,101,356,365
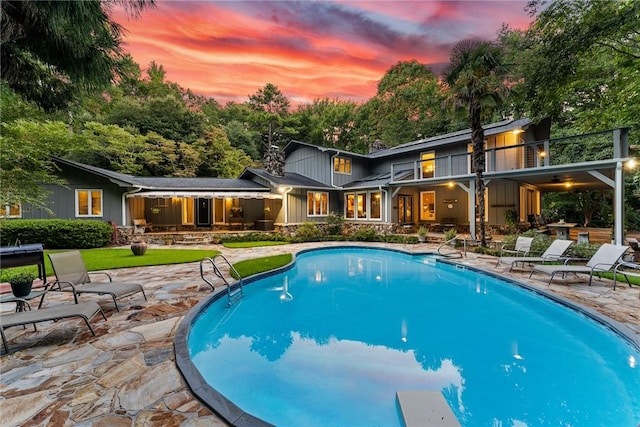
126,191,282,199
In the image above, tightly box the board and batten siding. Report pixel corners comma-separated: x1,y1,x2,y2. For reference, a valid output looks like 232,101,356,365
21,165,125,224
332,157,369,187
285,189,339,223
285,146,333,185
486,181,519,225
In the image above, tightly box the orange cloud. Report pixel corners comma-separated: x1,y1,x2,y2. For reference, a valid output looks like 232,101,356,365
112,1,534,106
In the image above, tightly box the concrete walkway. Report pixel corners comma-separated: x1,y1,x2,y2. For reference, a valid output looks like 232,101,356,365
1,242,639,426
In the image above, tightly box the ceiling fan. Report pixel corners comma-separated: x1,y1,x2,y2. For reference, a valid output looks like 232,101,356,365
550,175,561,183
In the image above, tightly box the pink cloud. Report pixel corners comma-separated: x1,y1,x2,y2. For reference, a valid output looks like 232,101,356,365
111,1,534,106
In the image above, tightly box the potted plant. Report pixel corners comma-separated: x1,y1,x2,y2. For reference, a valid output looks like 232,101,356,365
417,226,428,243
9,271,35,298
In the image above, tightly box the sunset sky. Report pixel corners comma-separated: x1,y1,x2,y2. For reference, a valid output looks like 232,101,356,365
112,1,535,106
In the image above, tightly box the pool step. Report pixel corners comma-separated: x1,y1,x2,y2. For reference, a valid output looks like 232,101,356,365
396,391,460,427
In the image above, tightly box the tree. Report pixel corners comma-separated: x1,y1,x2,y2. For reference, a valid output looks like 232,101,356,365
500,0,640,127
194,127,256,178
248,83,291,149
366,60,450,146
442,40,510,246
0,120,77,212
295,98,361,152
1,0,155,111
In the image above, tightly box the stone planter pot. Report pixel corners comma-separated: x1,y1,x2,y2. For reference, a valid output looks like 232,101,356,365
10,280,33,298
418,235,427,243
130,241,148,256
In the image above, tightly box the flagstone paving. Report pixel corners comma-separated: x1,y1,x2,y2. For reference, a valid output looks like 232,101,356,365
1,242,638,426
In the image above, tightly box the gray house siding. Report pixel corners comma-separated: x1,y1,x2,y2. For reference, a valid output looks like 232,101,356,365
332,157,369,187
22,165,125,224
285,146,333,185
285,188,339,223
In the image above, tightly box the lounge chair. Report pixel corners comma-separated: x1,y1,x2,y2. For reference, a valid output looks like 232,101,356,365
48,251,147,311
529,243,629,286
497,239,573,271
0,301,106,353
495,236,534,267
613,261,640,297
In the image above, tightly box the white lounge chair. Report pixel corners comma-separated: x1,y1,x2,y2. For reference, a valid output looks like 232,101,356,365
497,239,573,271
495,236,534,267
48,251,146,311
529,243,630,286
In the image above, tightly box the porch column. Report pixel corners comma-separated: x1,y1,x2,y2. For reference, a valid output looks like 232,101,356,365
614,161,624,245
468,179,476,239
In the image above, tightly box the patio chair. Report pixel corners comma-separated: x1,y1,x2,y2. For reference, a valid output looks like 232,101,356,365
613,261,640,298
0,301,106,353
529,243,630,286
495,236,534,267
48,251,147,312
497,239,574,271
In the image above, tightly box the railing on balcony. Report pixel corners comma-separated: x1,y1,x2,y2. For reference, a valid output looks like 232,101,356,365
390,128,628,183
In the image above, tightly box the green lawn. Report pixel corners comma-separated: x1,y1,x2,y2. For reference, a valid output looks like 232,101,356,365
0,248,218,282
232,254,293,278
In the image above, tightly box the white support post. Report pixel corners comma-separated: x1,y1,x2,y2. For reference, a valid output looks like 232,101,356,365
614,161,624,245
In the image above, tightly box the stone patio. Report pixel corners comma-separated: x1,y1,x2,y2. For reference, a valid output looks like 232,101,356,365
1,242,639,426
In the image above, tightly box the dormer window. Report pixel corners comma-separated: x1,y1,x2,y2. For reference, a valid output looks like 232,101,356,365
333,157,352,174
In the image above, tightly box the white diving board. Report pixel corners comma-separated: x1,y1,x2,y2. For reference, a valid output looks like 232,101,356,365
396,390,461,427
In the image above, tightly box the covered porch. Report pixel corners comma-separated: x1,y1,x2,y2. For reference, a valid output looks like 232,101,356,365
125,190,283,234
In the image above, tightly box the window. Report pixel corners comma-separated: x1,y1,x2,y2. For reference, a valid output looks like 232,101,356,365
421,151,435,178
333,157,352,174
76,190,102,217
370,192,381,220
182,198,194,225
0,203,21,218
307,192,328,216
346,191,382,220
420,191,435,221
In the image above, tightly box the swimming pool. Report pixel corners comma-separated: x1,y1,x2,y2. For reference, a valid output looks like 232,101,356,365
177,247,640,426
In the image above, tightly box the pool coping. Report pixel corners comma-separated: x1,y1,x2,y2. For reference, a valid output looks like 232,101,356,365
174,245,640,426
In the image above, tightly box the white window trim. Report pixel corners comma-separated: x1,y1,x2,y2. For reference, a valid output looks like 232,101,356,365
345,191,383,221
75,189,103,218
369,191,382,221
419,191,436,221
333,156,352,175
307,191,329,217
420,151,435,179
2,204,22,218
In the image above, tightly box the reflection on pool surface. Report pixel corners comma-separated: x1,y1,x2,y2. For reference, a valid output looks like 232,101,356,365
187,247,640,426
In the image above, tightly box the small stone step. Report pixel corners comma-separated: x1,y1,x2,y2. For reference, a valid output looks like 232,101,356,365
396,390,460,427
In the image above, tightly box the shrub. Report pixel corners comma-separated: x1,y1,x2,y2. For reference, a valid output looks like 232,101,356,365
444,228,457,241
0,219,113,249
325,212,344,235
352,227,379,241
291,222,323,242
219,232,287,244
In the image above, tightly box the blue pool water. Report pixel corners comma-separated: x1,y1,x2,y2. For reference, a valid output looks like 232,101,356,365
188,248,640,426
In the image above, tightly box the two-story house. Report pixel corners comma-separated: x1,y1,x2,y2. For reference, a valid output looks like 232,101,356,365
11,118,632,243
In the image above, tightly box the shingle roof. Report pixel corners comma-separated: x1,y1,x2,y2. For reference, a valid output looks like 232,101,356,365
53,157,268,191
341,169,414,189
367,118,533,158
242,168,334,189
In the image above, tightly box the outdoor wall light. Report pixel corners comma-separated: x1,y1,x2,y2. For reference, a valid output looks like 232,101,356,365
447,181,455,188
626,159,637,169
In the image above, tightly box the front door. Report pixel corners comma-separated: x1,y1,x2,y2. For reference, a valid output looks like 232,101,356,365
197,198,212,227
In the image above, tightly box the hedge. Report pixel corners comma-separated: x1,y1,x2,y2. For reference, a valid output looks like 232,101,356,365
0,219,114,249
